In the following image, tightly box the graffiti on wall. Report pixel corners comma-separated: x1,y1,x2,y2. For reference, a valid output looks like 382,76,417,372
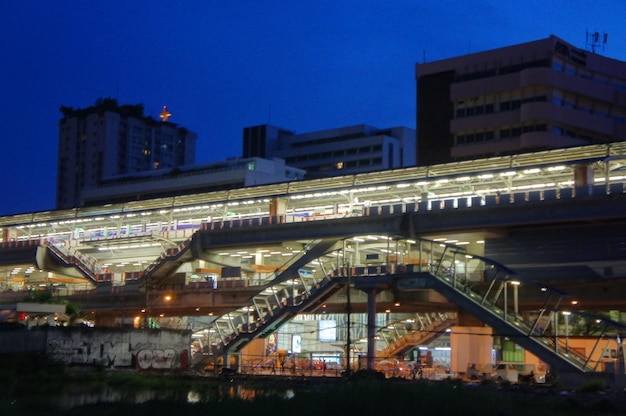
45,329,190,370
47,339,135,367
136,348,177,370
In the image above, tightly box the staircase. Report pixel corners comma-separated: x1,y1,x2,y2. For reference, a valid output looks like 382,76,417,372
207,239,343,354
398,240,626,377
379,312,457,358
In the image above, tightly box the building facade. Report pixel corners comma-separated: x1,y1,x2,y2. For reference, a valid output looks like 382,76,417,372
56,98,197,209
415,35,626,165
243,124,416,177
80,157,305,207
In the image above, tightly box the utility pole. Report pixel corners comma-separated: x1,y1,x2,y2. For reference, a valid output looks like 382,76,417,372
345,261,351,378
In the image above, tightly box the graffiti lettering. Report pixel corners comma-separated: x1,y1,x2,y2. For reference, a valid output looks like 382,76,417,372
44,328,189,371
136,348,177,370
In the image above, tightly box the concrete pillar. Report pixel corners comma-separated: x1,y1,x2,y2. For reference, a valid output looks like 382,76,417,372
366,288,377,370
450,325,493,374
269,198,287,216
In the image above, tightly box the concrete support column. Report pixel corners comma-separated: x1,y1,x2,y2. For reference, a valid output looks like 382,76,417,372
450,325,493,375
366,288,377,370
450,310,493,375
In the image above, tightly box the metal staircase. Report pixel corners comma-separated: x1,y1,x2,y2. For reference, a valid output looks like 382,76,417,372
379,312,457,358
207,238,343,354
399,240,626,376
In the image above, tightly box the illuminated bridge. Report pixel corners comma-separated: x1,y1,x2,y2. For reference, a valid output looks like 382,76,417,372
1,142,626,380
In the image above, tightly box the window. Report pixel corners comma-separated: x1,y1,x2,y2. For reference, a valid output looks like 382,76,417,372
612,81,626,92
319,320,336,342
594,75,608,86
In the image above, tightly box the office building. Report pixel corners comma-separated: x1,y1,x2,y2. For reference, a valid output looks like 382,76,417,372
80,157,305,206
56,98,197,209
415,34,626,165
242,124,416,176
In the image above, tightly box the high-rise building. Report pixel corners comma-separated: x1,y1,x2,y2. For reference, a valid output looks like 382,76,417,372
415,35,626,165
242,124,416,176
56,98,197,209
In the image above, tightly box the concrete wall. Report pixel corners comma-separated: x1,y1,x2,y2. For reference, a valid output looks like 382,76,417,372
0,327,191,371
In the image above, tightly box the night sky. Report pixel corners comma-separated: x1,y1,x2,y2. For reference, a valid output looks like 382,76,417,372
1,1,625,216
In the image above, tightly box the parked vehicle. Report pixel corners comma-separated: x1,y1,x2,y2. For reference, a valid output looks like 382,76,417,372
492,362,545,383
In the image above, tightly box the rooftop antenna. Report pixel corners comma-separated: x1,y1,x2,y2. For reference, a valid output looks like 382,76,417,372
586,30,608,53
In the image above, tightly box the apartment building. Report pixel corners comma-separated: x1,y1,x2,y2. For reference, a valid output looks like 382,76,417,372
56,98,197,209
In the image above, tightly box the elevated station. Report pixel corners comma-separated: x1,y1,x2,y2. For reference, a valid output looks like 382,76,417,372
1,142,626,381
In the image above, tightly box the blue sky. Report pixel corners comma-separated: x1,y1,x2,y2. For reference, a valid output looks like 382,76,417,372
1,1,625,215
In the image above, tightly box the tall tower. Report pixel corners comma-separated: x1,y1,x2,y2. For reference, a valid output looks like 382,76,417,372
56,98,197,209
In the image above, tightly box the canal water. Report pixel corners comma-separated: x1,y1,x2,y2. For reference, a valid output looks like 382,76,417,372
56,382,296,410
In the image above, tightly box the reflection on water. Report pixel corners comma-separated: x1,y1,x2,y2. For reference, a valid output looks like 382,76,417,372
219,385,295,402
59,386,159,409
58,383,296,409
187,390,201,403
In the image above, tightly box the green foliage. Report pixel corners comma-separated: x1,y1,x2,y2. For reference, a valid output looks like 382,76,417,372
578,378,607,393
60,300,83,324
31,290,53,303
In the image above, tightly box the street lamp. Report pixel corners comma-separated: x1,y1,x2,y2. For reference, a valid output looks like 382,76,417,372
510,281,520,315
142,292,173,328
